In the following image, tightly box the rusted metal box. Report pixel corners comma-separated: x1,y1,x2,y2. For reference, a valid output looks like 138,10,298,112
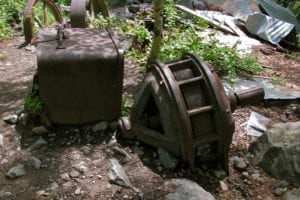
37,28,124,124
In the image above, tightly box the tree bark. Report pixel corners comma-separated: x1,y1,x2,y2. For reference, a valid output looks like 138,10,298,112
147,0,163,68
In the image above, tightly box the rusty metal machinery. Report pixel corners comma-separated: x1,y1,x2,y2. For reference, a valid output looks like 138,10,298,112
23,0,63,44
119,53,264,172
37,27,124,124
70,0,87,28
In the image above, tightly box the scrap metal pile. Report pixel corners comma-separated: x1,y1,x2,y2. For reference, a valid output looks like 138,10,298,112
23,0,267,172
178,0,299,46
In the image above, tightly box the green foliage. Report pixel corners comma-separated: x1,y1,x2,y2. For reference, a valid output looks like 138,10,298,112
24,84,42,113
0,53,7,61
275,0,300,19
159,3,261,80
121,96,132,117
0,0,25,41
271,77,287,86
57,0,71,5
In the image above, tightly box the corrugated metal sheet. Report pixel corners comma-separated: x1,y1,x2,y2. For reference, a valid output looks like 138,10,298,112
245,13,294,44
179,0,260,21
255,0,300,33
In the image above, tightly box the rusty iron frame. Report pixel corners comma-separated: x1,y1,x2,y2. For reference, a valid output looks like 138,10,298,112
23,0,63,44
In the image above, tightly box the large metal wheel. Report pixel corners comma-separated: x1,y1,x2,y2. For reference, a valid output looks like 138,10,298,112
23,0,63,44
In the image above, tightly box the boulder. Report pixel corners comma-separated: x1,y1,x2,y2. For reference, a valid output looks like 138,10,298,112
249,122,300,187
165,179,215,200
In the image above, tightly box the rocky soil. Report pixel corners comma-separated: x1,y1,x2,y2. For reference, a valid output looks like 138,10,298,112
0,33,299,200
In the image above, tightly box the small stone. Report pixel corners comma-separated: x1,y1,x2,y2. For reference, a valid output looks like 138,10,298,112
212,169,226,179
257,177,264,184
72,161,87,173
75,187,81,195
50,182,59,190
158,148,178,170
63,181,73,189
1,159,8,164
123,194,129,199
280,114,288,122
6,164,26,178
3,114,18,125
27,156,42,170
19,113,28,125
60,173,70,181
231,156,247,170
92,121,108,132
108,158,132,188
157,166,163,172
32,125,48,135
220,181,228,191
242,172,249,179
79,145,92,156
112,146,131,163
28,137,47,151
133,146,144,156
274,188,285,196
36,190,49,198
251,173,260,180
69,170,80,178
0,133,3,146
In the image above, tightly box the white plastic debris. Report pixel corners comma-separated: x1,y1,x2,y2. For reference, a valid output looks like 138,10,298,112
246,112,271,137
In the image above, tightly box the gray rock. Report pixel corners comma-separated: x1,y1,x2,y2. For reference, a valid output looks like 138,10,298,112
69,170,80,178
274,188,286,196
6,164,26,178
32,125,48,135
72,161,87,174
112,146,131,163
50,182,59,190
249,122,300,187
251,173,260,180
212,169,226,179
257,177,264,184
158,148,178,170
1,158,8,164
3,114,18,124
79,145,92,156
74,187,81,195
60,173,70,181
157,166,163,172
242,172,250,179
28,137,47,151
165,179,215,200
133,146,144,156
19,113,29,125
0,133,3,146
108,158,132,188
27,156,42,170
231,156,247,170
92,121,108,132
285,188,300,200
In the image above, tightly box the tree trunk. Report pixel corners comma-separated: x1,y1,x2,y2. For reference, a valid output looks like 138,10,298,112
147,0,163,68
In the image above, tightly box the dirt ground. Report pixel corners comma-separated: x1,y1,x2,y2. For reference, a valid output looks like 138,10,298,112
0,33,299,200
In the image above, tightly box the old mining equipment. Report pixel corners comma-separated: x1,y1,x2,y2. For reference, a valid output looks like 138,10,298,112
37,26,124,124
119,53,264,173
